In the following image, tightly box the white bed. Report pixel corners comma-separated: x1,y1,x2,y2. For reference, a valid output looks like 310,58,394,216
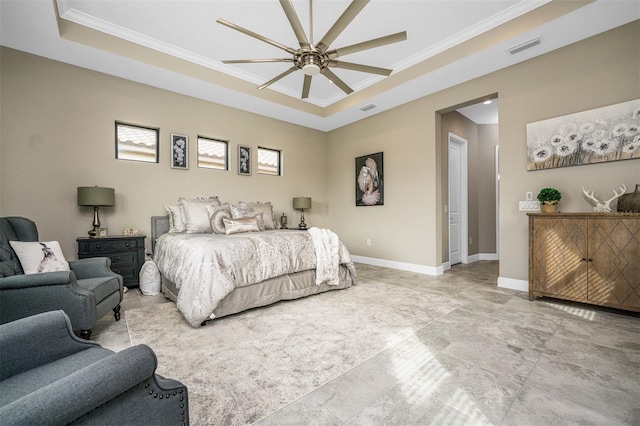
151,216,356,327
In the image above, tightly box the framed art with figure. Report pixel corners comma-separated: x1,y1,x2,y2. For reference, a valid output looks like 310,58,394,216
355,152,383,206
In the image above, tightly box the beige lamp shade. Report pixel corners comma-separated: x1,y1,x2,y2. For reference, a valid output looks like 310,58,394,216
77,186,115,206
293,197,311,210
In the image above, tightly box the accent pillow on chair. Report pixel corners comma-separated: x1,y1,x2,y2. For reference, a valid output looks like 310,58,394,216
8,241,70,274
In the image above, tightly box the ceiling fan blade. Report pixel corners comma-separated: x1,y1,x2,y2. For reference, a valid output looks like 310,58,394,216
217,18,297,55
320,67,353,95
302,75,312,99
257,66,298,90
327,31,407,59
222,59,294,64
316,0,369,52
328,60,392,76
280,0,310,50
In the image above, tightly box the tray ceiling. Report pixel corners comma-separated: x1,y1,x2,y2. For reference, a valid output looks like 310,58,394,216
1,1,637,131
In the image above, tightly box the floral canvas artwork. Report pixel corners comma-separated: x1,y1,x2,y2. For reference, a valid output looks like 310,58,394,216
171,134,188,169
526,99,640,171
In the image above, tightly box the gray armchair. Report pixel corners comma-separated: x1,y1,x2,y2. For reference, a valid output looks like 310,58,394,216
0,310,189,425
0,216,123,338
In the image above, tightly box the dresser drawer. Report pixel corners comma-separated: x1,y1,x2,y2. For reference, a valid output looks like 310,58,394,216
77,235,146,288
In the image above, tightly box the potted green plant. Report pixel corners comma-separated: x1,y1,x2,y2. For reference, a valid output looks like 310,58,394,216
537,188,562,213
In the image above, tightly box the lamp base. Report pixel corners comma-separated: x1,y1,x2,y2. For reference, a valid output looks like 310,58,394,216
88,229,98,238
298,223,308,230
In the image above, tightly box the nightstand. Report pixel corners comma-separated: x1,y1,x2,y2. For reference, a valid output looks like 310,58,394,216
77,235,146,288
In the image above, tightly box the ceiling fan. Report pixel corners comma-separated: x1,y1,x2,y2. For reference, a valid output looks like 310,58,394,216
217,0,407,99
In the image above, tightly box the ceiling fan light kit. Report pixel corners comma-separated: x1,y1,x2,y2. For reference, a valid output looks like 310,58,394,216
217,0,407,100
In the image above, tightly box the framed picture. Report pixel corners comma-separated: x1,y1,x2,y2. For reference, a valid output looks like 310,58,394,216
526,98,640,170
115,121,159,163
170,134,189,169
238,145,251,176
355,152,384,206
98,228,108,237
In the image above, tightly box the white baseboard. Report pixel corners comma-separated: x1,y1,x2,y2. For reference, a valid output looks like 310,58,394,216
351,255,443,276
479,253,499,261
442,261,451,272
464,254,480,264
498,277,528,292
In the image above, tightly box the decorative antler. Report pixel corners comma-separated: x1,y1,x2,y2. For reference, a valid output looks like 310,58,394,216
582,187,600,205
582,184,626,213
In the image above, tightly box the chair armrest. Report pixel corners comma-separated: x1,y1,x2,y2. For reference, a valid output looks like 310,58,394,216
0,271,76,290
0,345,157,426
0,311,100,381
69,258,122,285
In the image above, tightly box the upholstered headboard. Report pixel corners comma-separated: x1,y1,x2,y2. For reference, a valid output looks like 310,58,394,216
150,216,170,254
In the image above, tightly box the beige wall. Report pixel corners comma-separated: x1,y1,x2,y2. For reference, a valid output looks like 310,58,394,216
327,21,640,281
2,21,639,283
478,124,498,255
0,47,327,258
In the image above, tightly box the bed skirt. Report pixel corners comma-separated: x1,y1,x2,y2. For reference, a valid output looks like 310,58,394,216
162,265,354,320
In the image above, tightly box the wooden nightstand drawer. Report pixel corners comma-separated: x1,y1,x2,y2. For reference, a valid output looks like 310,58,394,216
77,235,146,288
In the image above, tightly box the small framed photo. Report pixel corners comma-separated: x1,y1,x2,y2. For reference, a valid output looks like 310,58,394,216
238,145,251,176
171,134,189,169
98,228,108,237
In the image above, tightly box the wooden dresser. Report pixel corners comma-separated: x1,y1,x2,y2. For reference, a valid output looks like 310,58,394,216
77,235,146,288
528,213,640,312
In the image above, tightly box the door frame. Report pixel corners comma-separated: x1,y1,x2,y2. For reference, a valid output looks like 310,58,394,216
448,132,469,265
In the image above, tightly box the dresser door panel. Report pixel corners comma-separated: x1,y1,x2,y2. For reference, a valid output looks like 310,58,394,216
531,218,588,299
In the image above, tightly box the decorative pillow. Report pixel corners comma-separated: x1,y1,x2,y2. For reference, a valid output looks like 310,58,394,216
179,196,222,234
9,241,70,274
230,205,265,231
164,205,186,233
237,202,276,230
206,204,232,234
222,217,260,235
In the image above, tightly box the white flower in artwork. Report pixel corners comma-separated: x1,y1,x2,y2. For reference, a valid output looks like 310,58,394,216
612,123,628,138
624,123,639,138
632,108,640,120
550,135,564,146
532,145,553,162
581,138,596,151
622,135,640,154
565,132,582,143
579,122,595,134
592,138,619,156
591,129,608,140
556,140,577,157
558,122,577,135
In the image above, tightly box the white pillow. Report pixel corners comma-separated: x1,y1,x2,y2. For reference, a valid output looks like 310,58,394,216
206,204,232,234
9,241,70,274
164,205,186,233
237,202,276,230
222,217,260,235
179,196,222,234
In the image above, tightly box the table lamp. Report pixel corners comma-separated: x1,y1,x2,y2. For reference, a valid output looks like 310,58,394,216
293,196,311,230
77,186,115,237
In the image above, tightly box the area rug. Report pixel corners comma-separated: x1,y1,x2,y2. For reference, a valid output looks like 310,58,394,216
125,279,465,425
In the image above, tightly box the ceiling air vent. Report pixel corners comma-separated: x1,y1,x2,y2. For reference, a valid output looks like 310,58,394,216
508,36,542,55
360,104,377,112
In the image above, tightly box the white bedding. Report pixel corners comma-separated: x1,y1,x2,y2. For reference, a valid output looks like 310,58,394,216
154,228,355,326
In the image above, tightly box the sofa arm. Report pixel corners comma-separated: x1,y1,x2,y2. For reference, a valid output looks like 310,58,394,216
0,311,100,381
69,258,123,287
0,271,76,290
0,345,158,426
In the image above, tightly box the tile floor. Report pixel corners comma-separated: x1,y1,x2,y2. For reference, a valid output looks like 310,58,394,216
93,261,640,425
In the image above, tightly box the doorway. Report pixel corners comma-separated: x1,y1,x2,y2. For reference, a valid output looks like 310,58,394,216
448,132,468,266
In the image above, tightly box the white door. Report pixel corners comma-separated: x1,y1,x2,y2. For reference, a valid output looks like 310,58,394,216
449,133,467,265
